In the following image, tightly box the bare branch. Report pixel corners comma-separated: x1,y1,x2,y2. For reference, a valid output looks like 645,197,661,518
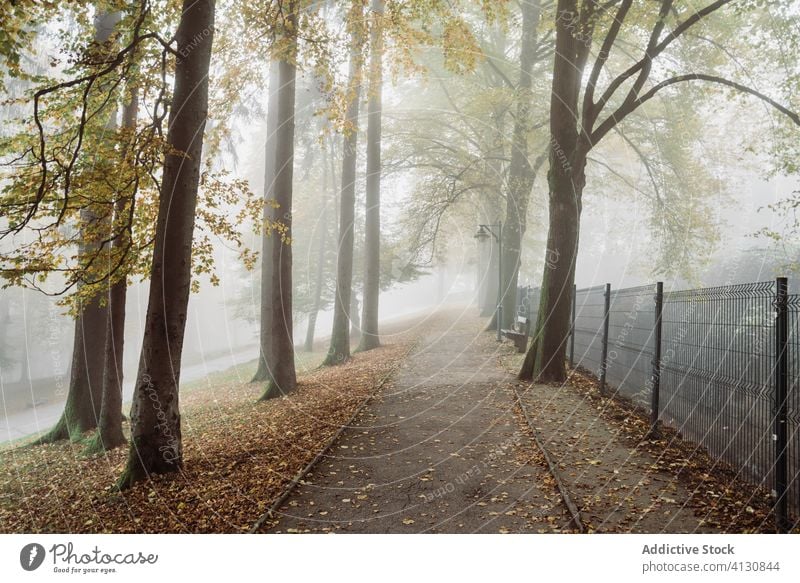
593,73,800,144
593,0,734,121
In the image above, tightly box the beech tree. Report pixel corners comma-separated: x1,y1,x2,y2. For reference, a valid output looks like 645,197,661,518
303,137,337,352
36,10,121,444
259,2,300,400
118,0,216,487
520,0,800,382
324,0,366,366
251,60,280,383
358,0,384,352
497,0,545,331
84,90,138,454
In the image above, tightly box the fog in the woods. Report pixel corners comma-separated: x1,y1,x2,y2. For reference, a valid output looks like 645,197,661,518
3,83,796,441
2,0,800,537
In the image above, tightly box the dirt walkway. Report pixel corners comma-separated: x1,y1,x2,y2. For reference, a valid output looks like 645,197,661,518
262,309,718,534
262,309,572,533
515,383,715,533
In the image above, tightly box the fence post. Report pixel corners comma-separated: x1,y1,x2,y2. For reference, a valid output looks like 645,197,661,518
569,284,576,367
600,283,611,396
774,276,789,533
650,282,664,435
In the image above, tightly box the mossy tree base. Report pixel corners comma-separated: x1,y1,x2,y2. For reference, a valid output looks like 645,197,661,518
250,354,270,383
258,379,296,401
34,406,95,445
356,336,380,353
82,428,127,456
322,351,350,367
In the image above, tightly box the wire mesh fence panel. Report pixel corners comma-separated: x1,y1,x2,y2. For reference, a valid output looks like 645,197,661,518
567,279,799,524
605,285,656,409
659,282,776,493
572,285,606,375
786,295,800,519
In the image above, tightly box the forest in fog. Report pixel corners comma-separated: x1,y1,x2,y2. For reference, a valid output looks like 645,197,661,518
0,0,799,536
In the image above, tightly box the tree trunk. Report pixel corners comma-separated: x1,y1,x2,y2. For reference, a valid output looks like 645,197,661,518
303,148,331,353
0,295,9,374
36,12,120,445
85,90,138,455
350,292,361,342
37,297,107,442
324,2,364,366
500,0,541,330
252,59,280,382
18,341,29,385
117,0,215,488
519,166,584,382
259,10,298,400
519,0,586,383
358,0,383,352
481,102,507,326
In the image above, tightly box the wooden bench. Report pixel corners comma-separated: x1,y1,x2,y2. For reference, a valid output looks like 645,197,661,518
501,316,530,353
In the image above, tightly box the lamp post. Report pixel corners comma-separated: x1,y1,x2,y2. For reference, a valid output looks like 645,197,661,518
474,221,503,341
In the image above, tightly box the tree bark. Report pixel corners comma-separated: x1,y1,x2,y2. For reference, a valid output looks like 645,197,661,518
500,0,542,330
324,1,364,366
252,60,280,382
303,147,331,352
519,0,586,383
358,0,383,352
36,12,120,445
259,8,298,400
117,0,215,488
85,89,138,455
350,291,361,341
36,296,108,443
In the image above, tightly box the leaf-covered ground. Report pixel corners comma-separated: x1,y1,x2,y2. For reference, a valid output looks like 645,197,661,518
563,368,781,533
500,350,786,533
0,321,422,533
2,310,789,534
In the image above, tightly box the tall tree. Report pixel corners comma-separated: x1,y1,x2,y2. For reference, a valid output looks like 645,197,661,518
520,0,800,382
358,0,383,352
498,0,544,330
303,145,333,352
84,88,138,455
324,0,365,366
259,1,299,400
117,0,216,488
252,59,279,382
303,134,338,351
35,10,120,444
252,59,280,382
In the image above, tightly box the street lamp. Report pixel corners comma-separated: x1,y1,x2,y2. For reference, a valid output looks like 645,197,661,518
475,221,503,341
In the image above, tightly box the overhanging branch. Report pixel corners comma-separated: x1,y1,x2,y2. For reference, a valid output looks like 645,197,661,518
592,73,800,144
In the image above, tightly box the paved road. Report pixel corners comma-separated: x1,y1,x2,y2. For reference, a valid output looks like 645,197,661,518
0,346,259,444
263,311,572,533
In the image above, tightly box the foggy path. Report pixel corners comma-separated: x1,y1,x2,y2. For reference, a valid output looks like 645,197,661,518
261,310,573,533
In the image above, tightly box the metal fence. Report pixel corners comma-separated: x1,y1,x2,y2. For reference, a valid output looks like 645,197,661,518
565,279,798,532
